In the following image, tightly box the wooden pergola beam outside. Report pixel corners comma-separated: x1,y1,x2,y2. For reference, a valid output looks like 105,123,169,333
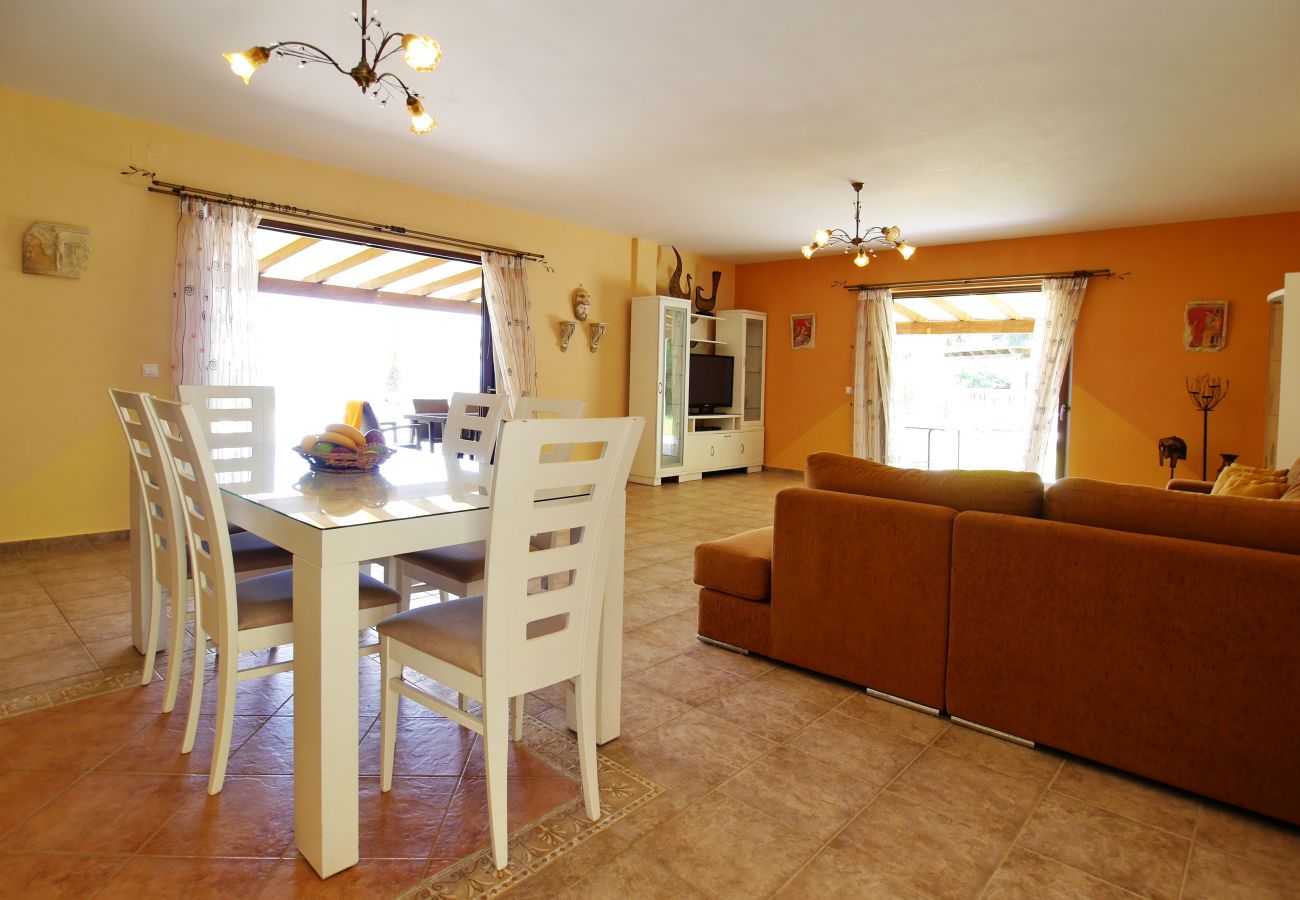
358,257,452,291
987,297,1023,320
893,302,927,323
896,319,1035,335
258,277,481,315
302,247,387,284
409,268,482,297
928,298,974,321
257,237,318,274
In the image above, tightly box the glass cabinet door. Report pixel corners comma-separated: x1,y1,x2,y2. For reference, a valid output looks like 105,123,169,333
660,305,687,469
743,317,764,425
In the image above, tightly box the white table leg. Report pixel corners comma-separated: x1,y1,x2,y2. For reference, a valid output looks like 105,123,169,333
292,557,361,878
129,468,152,654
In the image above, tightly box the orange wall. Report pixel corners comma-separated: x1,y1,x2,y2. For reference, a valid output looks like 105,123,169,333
738,212,1300,485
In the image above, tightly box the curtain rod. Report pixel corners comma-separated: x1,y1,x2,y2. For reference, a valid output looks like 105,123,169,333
131,171,547,264
842,268,1120,292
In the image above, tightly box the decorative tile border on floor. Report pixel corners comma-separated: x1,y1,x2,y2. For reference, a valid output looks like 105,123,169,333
0,667,146,719
401,719,663,899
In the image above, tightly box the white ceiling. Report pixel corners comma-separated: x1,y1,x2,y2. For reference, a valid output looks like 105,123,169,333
4,0,1299,261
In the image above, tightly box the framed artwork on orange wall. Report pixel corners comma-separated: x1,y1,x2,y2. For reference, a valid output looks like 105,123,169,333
791,313,816,350
1184,301,1227,351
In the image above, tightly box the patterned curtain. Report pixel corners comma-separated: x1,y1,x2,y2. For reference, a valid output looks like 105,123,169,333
171,198,262,386
1023,275,1089,476
853,288,896,463
480,251,538,416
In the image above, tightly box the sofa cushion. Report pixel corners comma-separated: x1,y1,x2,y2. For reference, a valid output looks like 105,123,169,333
694,527,773,601
1045,477,1300,556
1210,464,1288,496
804,452,1043,518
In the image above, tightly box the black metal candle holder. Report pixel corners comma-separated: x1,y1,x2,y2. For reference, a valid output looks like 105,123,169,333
1186,374,1229,481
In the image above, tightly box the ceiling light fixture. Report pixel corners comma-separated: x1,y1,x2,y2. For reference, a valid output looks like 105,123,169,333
801,181,916,267
223,0,442,135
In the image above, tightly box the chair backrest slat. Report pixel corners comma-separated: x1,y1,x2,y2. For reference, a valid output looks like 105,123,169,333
444,391,507,478
177,385,275,489
512,397,586,463
147,396,239,648
108,389,188,607
481,416,642,698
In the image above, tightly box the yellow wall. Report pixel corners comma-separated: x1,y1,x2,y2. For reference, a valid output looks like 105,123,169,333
737,212,1300,485
0,88,732,541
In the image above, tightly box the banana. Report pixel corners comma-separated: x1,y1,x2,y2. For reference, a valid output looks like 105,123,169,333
325,423,366,448
299,434,320,452
318,429,362,451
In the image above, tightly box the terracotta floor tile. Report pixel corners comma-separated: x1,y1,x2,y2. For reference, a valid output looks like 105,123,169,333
226,717,300,776
700,677,824,742
774,846,926,899
638,791,822,898
616,680,694,740
429,776,579,859
888,745,1045,837
1051,759,1201,837
100,713,269,774
357,716,476,777
0,851,125,898
0,602,64,635
555,843,707,899
0,589,55,615
601,707,773,786
982,846,1137,899
43,574,131,604
197,669,295,716
52,590,132,621
830,790,1012,899
141,774,295,858
461,734,570,778
754,664,857,708
932,720,1063,786
681,642,774,678
1182,841,1297,900
1018,791,1190,900
0,707,154,771
628,653,746,706
838,692,949,743
0,572,43,596
257,856,430,899
1194,802,1300,878
96,855,277,899
718,745,878,841
0,768,83,837
358,775,458,858
787,710,925,787
32,560,124,585
0,643,100,694
1,771,200,854
67,608,135,643
0,622,84,663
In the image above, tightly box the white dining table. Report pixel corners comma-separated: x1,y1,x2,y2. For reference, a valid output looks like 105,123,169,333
128,445,626,878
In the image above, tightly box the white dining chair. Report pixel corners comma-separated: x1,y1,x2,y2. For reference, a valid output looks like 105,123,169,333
109,389,294,710
376,415,643,869
147,395,401,795
177,384,275,490
394,391,507,608
395,395,584,610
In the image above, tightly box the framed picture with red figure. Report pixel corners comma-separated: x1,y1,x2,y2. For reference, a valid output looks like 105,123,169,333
791,313,816,350
1184,301,1228,351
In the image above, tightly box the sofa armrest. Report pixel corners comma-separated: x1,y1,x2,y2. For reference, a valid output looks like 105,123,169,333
1166,478,1213,494
770,487,954,710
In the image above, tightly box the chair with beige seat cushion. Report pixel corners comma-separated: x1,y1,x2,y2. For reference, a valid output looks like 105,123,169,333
109,389,293,711
147,395,400,795
396,396,584,610
377,415,642,870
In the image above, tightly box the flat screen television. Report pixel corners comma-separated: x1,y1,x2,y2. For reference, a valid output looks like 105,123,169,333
689,353,734,413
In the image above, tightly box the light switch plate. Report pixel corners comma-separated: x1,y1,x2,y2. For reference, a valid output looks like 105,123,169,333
142,363,159,378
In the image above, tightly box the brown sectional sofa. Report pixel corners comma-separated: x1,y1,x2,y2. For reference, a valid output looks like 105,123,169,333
693,453,1300,824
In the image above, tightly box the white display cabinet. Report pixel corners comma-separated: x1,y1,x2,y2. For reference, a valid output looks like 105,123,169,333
628,297,766,485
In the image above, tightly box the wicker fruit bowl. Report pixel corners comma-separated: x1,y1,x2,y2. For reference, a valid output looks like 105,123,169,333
294,444,395,474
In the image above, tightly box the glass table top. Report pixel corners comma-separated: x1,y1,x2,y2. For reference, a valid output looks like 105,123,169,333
218,445,489,531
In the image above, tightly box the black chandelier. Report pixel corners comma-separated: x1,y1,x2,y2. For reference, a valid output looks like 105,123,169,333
223,0,441,134
801,181,916,267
